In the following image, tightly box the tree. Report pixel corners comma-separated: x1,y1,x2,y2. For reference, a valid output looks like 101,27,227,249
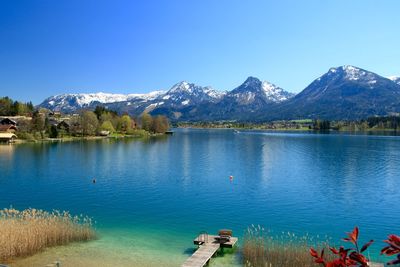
140,113,153,132
151,115,169,133
48,125,58,138
31,111,45,132
100,112,119,128
100,120,115,133
81,111,99,136
69,116,83,136
16,102,28,115
0,97,13,115
117,115,133,133
313,119,330,131
94,106,118,119
0,97,34,116
26,101,34,114
17,119,31,132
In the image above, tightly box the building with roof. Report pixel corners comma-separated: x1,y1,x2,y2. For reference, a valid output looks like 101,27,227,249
0,124,17,133
0,118,17,126
0,133,17,143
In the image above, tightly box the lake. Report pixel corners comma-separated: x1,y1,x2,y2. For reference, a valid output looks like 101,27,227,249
0,129,399,266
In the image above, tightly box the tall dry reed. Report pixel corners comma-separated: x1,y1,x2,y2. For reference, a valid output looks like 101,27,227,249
243,224,333,267
0,207,96,261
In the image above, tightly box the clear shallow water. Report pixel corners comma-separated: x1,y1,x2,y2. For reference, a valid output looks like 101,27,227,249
0,129,399,266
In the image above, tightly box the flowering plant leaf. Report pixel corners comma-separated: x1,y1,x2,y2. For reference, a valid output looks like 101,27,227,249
381,234,400,265
310,227,372,267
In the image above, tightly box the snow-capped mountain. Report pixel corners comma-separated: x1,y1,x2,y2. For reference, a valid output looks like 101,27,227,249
262,81,293,102
179,77,295,121
38,81,228,114
161,81,225,106
227,77,293,104
40,91,164,113
37,66,400,121
273,65,400,120
38,78,290,117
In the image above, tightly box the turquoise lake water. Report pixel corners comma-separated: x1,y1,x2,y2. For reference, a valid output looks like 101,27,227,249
0,129,399,266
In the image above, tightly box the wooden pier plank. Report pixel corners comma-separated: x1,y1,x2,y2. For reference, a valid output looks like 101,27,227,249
181,243,220,267
182,234,238,267
193,235,238,248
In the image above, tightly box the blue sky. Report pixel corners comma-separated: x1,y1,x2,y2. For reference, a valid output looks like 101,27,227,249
0,0,399,104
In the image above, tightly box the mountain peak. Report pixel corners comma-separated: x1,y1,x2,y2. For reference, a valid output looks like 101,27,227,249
243,76,262,85
325,65,376,82
229,77,294,104
295,65,400,119
329,65,360,73
169,81,193,93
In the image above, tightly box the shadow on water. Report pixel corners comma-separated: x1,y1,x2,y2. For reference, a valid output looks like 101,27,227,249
182,247,197,255
182,246,240,259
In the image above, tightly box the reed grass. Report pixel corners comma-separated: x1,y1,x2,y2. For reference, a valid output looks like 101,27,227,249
0,207,96,261
243,224,333,267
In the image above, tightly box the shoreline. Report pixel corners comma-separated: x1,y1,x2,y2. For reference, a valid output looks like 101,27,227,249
10,132,167,144
176,125,400,134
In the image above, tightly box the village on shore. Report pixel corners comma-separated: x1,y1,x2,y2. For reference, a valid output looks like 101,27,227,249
0,97,170,143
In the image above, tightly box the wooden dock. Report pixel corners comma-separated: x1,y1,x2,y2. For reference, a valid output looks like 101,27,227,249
181,233,238,267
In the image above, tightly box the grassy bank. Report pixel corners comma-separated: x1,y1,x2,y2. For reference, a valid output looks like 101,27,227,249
14,129,151,143
243,225,332,267
0,208,96,262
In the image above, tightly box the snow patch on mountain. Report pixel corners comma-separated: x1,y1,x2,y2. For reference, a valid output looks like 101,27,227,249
388,76,400,85
43,91,164,109
262,81,293,102
326,65,381,85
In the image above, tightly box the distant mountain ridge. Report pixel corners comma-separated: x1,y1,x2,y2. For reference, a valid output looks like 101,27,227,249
271,66,400,120
38,66,400,121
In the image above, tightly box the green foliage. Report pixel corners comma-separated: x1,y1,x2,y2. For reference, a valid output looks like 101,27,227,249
48,125,58,138
0,97,13,115
117,115,134,133
81,111,99,136
16,132,35,141
69,116,83,136
129,129,149,137
94,106,117,120
0,97,169,139
0,97,34,116
290,119,313,123
31,111,45,132
313,119,330,130
138,113,169,133
140,113,153,132
367,116,400,129
100,120,115,133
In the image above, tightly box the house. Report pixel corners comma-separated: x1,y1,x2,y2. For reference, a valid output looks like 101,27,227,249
99,130,110,136
49,111,61,117
56,120,70,132
47,119,59,127
0,118,17,126
0,124,17,133
0,133,17,143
